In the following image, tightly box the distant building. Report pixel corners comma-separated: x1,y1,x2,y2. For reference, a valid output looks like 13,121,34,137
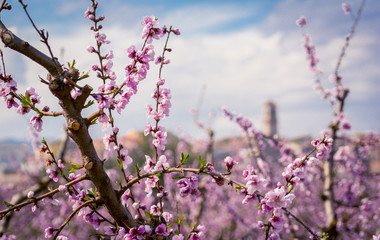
262,101,277,137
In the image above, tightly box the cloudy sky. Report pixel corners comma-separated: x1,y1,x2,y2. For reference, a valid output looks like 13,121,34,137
0,0,379,143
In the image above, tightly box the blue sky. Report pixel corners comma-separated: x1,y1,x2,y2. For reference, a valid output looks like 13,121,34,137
0,0,379,143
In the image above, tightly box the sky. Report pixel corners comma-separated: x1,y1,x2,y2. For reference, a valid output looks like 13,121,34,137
0,0,379,143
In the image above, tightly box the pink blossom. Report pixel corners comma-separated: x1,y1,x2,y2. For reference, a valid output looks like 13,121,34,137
95,32,110,45
312,137,333,159
86,45,95,53
205,162,216,173
268,232,280,240
296,16,307,27
246,175,267,195
70,88,82,100
120,149,133,169
177,176,201,201
26,87,41,105
342,3,350,15
57,159,65,169
154,155,170,171
132,202,140,210
84,7,94,19
150,204,160,215
242,194,256,204
264,185,295,209
224,156,238,172
30,115,43,132
155,223,169,236
143,155,154,172
189,225,205,240
58,185,67,192
145,175,159,194
141,16,158,28
157,78,165,86
152,130,167,150
171,28,181,35
97,113,109,131
46,168,59,182
162,212,173,222
155,56,163,65
269,209,284,233
190,188,201,201
44,227,54,238
16,105,31,115
104,226,117,235
173,234,184,240
6,97,19,109
121,189,130,206
27,191,34,199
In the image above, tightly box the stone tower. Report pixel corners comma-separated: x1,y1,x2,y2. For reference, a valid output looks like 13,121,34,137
262,101,277,137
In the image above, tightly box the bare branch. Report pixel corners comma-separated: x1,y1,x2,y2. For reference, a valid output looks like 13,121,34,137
53,199,98,239
0,174,88,217
0,20,61,76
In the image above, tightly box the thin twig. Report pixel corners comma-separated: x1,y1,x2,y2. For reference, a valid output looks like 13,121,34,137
282,207,320,238
0,174,88,217
334,0,366,78
53,199,97,239
18,0,82,89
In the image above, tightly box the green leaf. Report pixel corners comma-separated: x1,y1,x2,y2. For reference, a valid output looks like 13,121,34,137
234,186,244,191
144,210,153,219
24,92,31,105
156,172,162,177
19,93,31,106
67,59,76,68
42,137,47,145
199,155,206,169
179,215,184,224
90,117,98,125
117,158,123,169
3,201,12,207
79,72,90,80
135,163,140,174
192,223,196,230
116,180,122,188
83,100,94,109
83,194,91,201
87,185,96,199
180,152,189,165
68,162,83,172
172,175,184,180
320,232,329,238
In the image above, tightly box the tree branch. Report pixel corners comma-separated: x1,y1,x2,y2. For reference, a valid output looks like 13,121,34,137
0,174,88,217
53,199,98,239
0,20,61,76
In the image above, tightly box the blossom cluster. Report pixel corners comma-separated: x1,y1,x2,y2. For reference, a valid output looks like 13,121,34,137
117,16,170,116
177,176,201,201
143,24,179,152
224,156,238,172
0,71,45,133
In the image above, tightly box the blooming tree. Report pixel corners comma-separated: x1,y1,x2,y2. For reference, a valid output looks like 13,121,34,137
0,0,379,240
